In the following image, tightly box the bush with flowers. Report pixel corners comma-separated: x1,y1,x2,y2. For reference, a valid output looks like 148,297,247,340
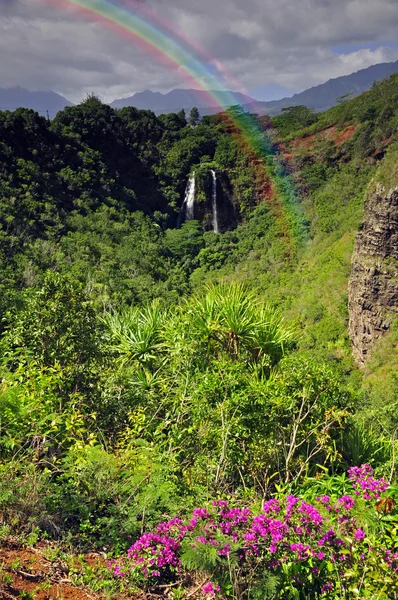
111,465,398,599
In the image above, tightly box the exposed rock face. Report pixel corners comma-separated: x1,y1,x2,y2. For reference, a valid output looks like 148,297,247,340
192,169,239,233
348,180,398,366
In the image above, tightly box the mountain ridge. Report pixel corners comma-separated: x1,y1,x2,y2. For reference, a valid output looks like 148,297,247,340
247,60,398,115
0,86,73,117
2,60,398,118
110,87,255,113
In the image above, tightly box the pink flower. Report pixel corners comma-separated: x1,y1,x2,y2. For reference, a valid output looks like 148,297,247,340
196,536,208,545
337,495,355,511
317,495,331,504
348,465,389,500
193,508,210,519
321,582,333,594
212,499,229,508
354,528,366,541
110,467,392,593
202,582,220,596
263,499,281,514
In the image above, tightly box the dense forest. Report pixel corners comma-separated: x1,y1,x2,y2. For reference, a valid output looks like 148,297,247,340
1,76,398,599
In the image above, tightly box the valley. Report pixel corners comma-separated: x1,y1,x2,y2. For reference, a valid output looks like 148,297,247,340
1,72,398,599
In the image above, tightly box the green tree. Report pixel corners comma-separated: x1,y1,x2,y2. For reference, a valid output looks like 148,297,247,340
2,272,102,395
272,105,318,136
176,108,187,126
189,106,200,126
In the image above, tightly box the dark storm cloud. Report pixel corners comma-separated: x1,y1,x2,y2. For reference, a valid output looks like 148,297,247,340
0,0,397,102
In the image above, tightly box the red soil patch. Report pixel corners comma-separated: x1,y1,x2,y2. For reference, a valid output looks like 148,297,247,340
381,136,393,146
0,541,106,599
283,124,358,156
373,136,393,158
0,542,231,599
333,125,357,145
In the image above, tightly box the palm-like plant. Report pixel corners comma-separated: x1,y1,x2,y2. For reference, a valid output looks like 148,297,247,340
104,300,166,370
104,284,294,377
182,283,295,367
254,305,294,364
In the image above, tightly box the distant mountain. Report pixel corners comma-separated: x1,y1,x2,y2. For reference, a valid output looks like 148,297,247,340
4,60,398,121
111,62,398,117
247,61,398,116
0,87,73,118
111,88,255,114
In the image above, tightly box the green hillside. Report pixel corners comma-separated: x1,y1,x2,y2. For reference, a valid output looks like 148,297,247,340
1,76,398,599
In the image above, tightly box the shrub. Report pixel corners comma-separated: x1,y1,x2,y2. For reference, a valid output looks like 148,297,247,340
111,465,398,599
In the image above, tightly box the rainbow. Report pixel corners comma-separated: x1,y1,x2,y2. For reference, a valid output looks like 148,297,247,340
50,0,306,248
111,0,251,104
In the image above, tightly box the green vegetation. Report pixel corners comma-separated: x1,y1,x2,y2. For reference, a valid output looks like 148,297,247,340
1,75,398,598
272,105,318,138
189,106,200,126
0,96,266,309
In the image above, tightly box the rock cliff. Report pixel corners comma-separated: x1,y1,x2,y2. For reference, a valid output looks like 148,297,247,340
186,168,239,233
348,149,398,366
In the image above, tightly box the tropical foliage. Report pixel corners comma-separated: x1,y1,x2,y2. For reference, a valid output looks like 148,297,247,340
1,74,398,598
112,465,398,599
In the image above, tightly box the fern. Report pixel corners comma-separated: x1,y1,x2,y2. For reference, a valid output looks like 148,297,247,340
180,544,220,571
252,571,281,599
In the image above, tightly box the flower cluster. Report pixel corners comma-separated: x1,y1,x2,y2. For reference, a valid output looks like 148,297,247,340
385,548,398,570
348,464,389,500
110,520,190,579
111,466,396,597
202,581,220,597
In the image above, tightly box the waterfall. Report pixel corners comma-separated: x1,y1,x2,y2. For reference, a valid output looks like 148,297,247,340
181,171,219,232
183,174,196,221
211,170,219,233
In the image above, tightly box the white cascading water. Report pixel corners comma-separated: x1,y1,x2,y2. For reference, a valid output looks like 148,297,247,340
211,169,219,233
184,174,196,220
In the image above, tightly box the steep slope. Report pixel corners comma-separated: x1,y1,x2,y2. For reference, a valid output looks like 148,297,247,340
0,87,73,117
349,147,398,366
1,75,398,355
187,74,398,366
247,60,398,116
0,98,268,308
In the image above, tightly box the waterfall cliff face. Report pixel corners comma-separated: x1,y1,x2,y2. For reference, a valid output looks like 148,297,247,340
348,152,398,366
211,170,219,233
183,174,196,220
179,168,237,232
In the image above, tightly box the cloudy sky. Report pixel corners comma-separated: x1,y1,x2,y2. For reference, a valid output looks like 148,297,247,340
1,0,398,103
